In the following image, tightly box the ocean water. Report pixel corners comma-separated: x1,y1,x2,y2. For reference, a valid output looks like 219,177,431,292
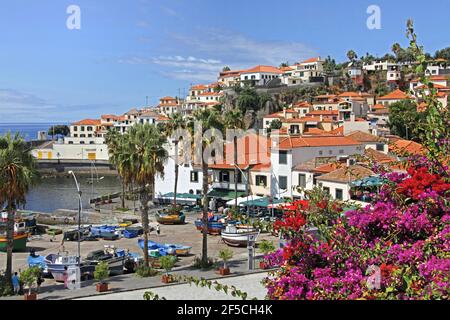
0,123,64,141
0,123,121,213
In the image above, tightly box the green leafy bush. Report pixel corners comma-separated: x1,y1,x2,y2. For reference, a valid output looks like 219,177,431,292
258,240,276,255
135,263,159,278
192,256,216,270
159,256,177,275
218,248,233,269
19,266,41,295
94,261,109,284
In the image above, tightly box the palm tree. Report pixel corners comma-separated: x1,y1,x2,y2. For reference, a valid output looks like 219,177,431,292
105,129,130,209
223,109,246,209
189,109,223,266
346,50,357,62
164,113,185,209
126,124,168,267
0,132,39,289
391,43,402,61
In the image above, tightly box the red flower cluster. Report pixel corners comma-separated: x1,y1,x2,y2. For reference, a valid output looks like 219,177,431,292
397,167,450,200
274,200,308,236
380,263,397,278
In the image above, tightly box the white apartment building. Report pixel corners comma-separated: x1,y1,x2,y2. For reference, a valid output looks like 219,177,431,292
240,65,282,87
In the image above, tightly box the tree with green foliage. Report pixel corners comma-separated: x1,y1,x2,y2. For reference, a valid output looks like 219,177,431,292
434,47,450,61
346,50,357,62
48,125,70,140
223,109,246,209
125,124,168,266
189,109,224,266
222,66,231,72
0,133,39,291
388,100,425,140
236,87,260,113
269,119,282,131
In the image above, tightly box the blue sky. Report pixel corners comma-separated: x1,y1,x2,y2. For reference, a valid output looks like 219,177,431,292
0,0,448,123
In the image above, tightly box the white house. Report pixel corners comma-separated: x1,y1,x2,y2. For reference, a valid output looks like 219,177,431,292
240,65,282,87
315,165,374,201
270,136,363,199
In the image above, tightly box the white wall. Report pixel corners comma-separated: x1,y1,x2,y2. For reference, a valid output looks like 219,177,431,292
317,180,350,201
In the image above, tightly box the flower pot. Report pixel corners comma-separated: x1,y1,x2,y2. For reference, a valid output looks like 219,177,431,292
259,261,268,270
161,274,175,283
219,267,230,276
24,293,37,300
96,283,109,292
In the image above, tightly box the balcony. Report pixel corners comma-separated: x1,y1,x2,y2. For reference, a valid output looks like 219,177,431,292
212,182,247,191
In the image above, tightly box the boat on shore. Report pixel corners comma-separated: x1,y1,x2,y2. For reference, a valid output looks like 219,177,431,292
138,239,191,257
155,210,186,225
84,246,127,275
0,220,29,252
194,213,226,235
221,224,260,247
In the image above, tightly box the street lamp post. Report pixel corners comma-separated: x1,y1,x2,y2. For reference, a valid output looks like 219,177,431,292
233,164,249,215
68,170,82,266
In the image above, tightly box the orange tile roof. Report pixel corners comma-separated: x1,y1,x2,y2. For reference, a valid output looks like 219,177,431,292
283,117,321,123
160,96,176,100
241,65,283,75
389,139,425,156
364,148,396,163
190,84,207,90
346,131,384,143
313,162,341,174
280,66,294,72
101,114,119,120
329,126,344,136
264,112,284,119
338,91,362,97
307,110,339,116
300,57,322,64
304,128,327,135
410,75,449,83
276,136,361,150
72,119,101,126
372,104,385,110
377,89,410,100
316,165,374,183
293,101,312,108
208,134,271,170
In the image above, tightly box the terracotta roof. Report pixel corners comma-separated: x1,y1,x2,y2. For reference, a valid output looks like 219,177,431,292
346,131,384,143
209,134,271,170
328,126,344,136
276,136,361,150
264,112,284,119
313,162,341,174
364,148,395,163
190,84,207,90
283,117,321,123
293,101,312,108
389,139,425,156
338,92,362,97
377,89,410,100
300,57,322,64
101,114,119,120
280,66,294,72
72,119,101,126
304,128,327,135
250,163,271,172
307,110,339,116
293,157,336,172
316,165,374,183
160,96,176,101
241,65,283,75
371,108,389,115
372,104,385,110
125,108,140,115
410,75,449,83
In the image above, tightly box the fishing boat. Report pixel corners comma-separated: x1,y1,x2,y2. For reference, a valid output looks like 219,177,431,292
194,213,226,235
221,224,260,247
84,246,127,275
0,220,29,252
138,239,191,257
45,254,87,281
156,210,186,225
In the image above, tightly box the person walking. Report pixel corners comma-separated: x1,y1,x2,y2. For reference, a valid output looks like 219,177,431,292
63,266,68,289
11,272,20,295
156,223,160,237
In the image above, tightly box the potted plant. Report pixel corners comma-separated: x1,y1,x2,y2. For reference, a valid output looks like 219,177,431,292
20,266,41,300
94,261,110,292
258,240,276,269
218,248,233,275
160,256,177,283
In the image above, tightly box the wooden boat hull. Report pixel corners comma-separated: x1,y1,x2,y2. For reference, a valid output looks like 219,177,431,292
194,220,225,235
221,231,259,247
156,214,186,225
0,233,28,252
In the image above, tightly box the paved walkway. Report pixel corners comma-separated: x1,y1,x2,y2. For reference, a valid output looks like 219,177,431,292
0,258,272,300
77,272,268,300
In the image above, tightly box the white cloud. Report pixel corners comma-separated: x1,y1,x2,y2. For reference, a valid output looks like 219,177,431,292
173,29,317,66
0,89,120,123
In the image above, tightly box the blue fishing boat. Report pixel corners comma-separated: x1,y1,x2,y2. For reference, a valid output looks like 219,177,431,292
194,214,226,235
138,239,191,257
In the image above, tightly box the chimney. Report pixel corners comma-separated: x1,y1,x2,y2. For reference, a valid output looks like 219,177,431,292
283,107,287,118
319,115,323,122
